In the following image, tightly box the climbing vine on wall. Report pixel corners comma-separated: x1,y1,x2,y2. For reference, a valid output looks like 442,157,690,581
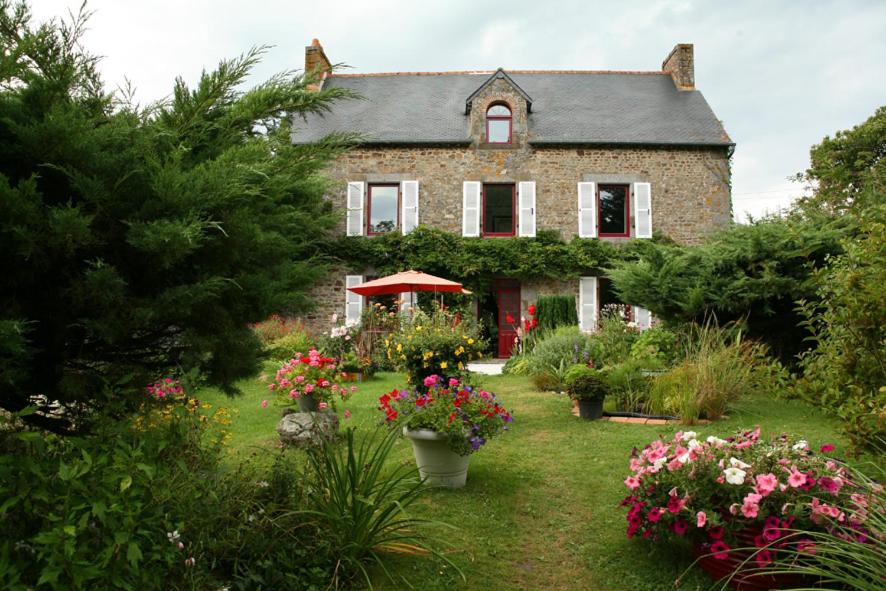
322,227,667,293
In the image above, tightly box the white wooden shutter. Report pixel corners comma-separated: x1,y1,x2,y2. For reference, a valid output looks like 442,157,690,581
579,277,598,332
518,181,536,237
462,181,481,237
346,182,365,236
401,180,419,234
633,306,652,330
578,182,597,238
345,275,363,326
633,182,652,239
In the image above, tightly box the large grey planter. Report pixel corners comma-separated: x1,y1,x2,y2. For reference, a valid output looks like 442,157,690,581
403,428,471,488
297,393,320,413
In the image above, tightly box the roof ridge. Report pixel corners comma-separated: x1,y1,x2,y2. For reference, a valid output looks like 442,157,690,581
332,69,666,78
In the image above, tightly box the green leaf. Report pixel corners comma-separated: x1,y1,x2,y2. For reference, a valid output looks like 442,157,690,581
126,542,142,566
119,475,132,492
63,524,76,536
37,568,61,586
135,462,155,479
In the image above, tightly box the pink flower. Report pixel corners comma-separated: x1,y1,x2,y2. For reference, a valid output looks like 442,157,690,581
295,375,305,383
423,375,439,388
449,378,459,387
788,467,807,488
624,476,641,490
304,383,314,393
343,409,351,419
696,511,707,528
710,540,730,559
647,507,663,522
755,473,778,496
797,539,816,555
820,443,835,453
349,385,358,392
261,399,268,408
673,519,689,536
318,402,328,410
818,476,841,494
267,383,277,391
741,500,759,519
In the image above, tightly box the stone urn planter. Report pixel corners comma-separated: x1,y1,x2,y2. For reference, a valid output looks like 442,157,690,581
297,393,320,413
403,428,471,488
277,411,339,447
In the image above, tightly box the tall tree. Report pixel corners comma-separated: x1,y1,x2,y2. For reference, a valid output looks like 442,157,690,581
0,1,356,431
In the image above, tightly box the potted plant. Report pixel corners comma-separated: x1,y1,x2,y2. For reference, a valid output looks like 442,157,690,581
565,364,607,420
379,374,514,488
267,349,355,413
621,428,880,590
338,351,363,382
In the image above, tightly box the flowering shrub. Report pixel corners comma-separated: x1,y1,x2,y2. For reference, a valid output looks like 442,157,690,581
385,307,485,384
266,349,355,410
138,376,233,448
621,428,882,568
379,375,513,455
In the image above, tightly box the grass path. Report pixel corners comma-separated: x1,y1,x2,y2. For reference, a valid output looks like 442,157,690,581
198,370,848,590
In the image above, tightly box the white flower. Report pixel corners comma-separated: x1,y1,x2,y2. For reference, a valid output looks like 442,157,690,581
653,457,667,470
707,436,727,446
167,530,180,543
677,452,692,464
729,457,751,470
687,439,702,450
256,480,269,488
723,467,747,485
792,440,808,451
680,431,698,442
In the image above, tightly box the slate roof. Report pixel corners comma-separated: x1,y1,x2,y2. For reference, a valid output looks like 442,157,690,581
290,70,732,147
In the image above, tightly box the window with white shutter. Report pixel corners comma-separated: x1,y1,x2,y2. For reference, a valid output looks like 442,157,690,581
346,182,365,236
518,181,536,237
345,275,363,326
633,182,652,238
578,182,597,238
401,180,419,234
462,181,481,237
579,277,598,332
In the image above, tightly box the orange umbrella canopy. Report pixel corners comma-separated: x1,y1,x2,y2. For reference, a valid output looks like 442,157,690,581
347,270,464,296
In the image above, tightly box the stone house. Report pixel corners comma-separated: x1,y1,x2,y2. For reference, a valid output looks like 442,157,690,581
292,40,733,357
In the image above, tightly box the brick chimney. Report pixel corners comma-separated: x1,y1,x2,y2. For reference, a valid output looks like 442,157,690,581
662,43,694,91
304,38,331,90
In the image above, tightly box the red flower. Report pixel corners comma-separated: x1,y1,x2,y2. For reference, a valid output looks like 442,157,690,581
531,317,538,328
707,526,724,541
505,313,515,325
524,319,532,332
710,541,730,560
820,443,835,453
528,304,536,316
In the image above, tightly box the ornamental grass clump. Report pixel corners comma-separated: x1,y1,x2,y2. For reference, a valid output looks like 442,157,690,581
385,307,485,385
379,375,514,455
621,428,882,573
266,349,355,411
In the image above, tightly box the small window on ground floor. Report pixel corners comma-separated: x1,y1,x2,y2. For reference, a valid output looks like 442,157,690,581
598,277,632,322
367,184,400,235
598,184,630,237
482,183,515,236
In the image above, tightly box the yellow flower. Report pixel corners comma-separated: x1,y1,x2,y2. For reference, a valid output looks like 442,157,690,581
396,343,403,352
467,338,475,345
440,361,448,369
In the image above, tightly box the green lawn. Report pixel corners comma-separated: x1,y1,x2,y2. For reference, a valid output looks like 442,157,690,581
198,369,848,591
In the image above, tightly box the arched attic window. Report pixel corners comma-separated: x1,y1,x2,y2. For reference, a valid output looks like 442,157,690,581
486,103,512,144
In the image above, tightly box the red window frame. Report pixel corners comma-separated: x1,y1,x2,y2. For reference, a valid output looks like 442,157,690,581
485,103,512,144
481,183,516,237
366,183,400,236
597,183,631,238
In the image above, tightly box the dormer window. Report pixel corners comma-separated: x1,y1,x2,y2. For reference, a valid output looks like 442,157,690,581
486,103,512,144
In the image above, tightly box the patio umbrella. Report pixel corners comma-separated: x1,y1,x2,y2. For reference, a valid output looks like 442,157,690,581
347,270,464,296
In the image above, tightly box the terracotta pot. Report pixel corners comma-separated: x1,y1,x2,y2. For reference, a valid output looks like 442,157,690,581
693,527,811,591
403,428,470,488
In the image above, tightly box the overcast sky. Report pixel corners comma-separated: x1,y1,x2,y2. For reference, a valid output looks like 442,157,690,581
31,0,886,221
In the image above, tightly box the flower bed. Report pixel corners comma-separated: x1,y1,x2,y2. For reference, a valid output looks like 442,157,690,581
621,428,880,578
379,374,513,455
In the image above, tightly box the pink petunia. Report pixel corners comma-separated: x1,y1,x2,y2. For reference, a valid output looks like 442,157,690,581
696,511,707,528
820,443,835,453
710,540,730,559
343,409,351,419
741,500,759,519
624,476,641,490
755,473,779,496
788,467,807,488
647,507,663,523
261,399,268,408
318,402,328,410
304,383,314,393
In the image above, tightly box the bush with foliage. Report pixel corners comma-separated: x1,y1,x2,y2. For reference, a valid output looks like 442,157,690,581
0,4,357,432
605,356,665,414
564,365,608,401
534,295,578,331
629,326,678,364
379,375,514,455
516,326,594,390
795,203,886,452
621,429,882,577
384,307,485,385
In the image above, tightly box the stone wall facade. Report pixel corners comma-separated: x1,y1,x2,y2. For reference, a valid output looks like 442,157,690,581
300,78,732,338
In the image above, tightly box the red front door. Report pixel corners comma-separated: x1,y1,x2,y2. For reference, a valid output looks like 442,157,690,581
496,282,521,358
